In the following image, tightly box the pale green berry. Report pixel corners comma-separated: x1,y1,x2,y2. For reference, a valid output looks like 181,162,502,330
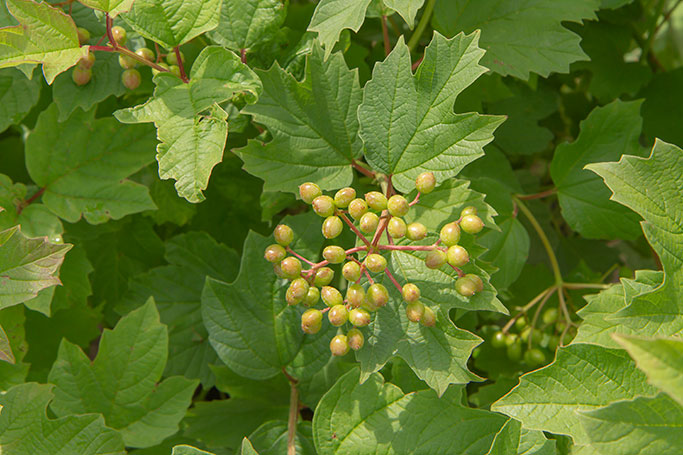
455,276,477,296
286,278,309,305
349,308,371,327
446,245,469,267
122,68,141,90
406,301,425,322
322,246,345,264
280,257,301,280
135,47,155,61
78,52,95,69
111,25,127,45
330,334,349,356
301,309,323,334
314,267,334,287
303,286,320,306
507,340,522,361
401,283,420,302
342,261,361,282
439,222,461,246
460,206,477,218
334,187,356,208
274,224,294,246
118,54,137,69
543,308,559,325
367,283,389,308
415,172,436,194
359,212,379,234
525,348,546,366
387,195,409,217
321,286,343,307
460,215,484,234
420,306,436,327
328,304,348,326
299,182,322,204
347,328,364,350
169,64,181,77
387,217,406,238
465,274,484,292
365,191,387,211
77,27,90,45
364,254,387,273
405,222,427,241
348,198,368,220
264,244,287,263
322,216,343,239
166,50,185,65
72,66,92,86
312,195,336,217
152,62,170,76
424,249,446,269
345,284,365,308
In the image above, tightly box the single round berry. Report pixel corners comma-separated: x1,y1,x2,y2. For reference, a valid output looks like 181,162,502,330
347,328,364,350
506,340,523,361
367,283,389,308
405,301,425,322
77,27,90,45
491,331,506,348
135,47,155,61
78,52,95,69
169,65,181,77
322,246,345,264
455,276,477,296
303,287,320,306
346,283,365,308
280,257,301,280
424,249,446,269
555,321,567,333
72,66,92,86
152,62,170,76
286,278,309,305
359,212,379,234
334,187,356,208
365,191,387,211
446,245,469,267
521,327,543,345
322,216,343,239
274,224,294,246
420,306,436,327
330,334,349,356
387,195,409,217
464,274,483,292
122,68,141,90
460,215,484,234
543,308,559,325
299,182,321,204
402,283,420,303
328,304,349,326
364,254,387,273
349,308,371,327
524,348,546,366
405,222,427,241
460,206,477,218
342,261,361,282
111,26,127,45
515,316,528,331
301,309,323,334
321,286,343,307
314,267,334,286
264,244,286,263
166,50,185,66
387,217,407,239
348,198,368,220
415,172,436,194
504,333,518,347
312,195,335,217
439,222,461,246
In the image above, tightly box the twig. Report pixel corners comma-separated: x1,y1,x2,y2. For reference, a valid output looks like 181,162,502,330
286,247,316,266
501,286,553,333
16,187,45,215
530,287,557,335
381,16,391,56
351,160,376,178
340,213,372,247
409,192,420,206
384,268,402,292
282,368,299,455
515,188,557,200
240,48,247,64
173,46,189,82
378,244,435,251
655,0,683,33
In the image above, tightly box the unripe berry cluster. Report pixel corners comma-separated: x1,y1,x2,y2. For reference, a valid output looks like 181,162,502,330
264,172,488,356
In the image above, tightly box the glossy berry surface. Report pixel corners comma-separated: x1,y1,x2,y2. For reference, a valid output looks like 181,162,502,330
280,257,301,280
72,66,92,86
286,278,309,305
455,276,477,296
421,306,436,327
118,54,137,69
111,26,127,45
415,172,436,194
77,27,90,45
460,206,477,217
321,286,343,307
346,284,365,308
322,216,343,239
328,304,349,326
330,335,349,356
424,249,446,269
446,245,469,267
460,215,484,234
491,331,506,348
365,191,387,211
364,254,387,273
465,274,484,292
405,222,427,240
347,328,364,350
349,308,371,327
78,53,95,69
135,47,155,61
525,348,546,366
405,301,425,322
359,212,379,234
264,244,286,263
334,187,356,208
299,182,322,203
122,69,141,90
387,195,409,217
439,222,461,246
348,198,368,220
342,261,361,282
322,246,345,264
312,195,336,217
303,287,320,306
314,267,334,286
367,283,389,308
301,309,323,334
387,217,407,238
274,224,294,246
401,283,420,302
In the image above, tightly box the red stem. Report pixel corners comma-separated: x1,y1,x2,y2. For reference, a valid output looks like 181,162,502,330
240,48,247,64
384,268,402,292
411,55,424,72
363,268,375,284
17,187,45,215
379,244,435,251
409,192,420,206
516,188,557,200
173,46,189,83
351,160,376,178
381,16,391,56
339,213,372,247
448,263,465,277
286,247,316,266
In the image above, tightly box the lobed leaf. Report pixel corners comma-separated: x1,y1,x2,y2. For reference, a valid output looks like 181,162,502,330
308,0,372,58
0,68,41,132
209,0,287,52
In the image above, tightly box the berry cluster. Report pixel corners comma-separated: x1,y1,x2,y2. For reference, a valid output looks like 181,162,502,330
264,172,488,356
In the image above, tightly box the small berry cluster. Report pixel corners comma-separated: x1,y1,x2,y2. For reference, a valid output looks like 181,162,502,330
264,172,487,356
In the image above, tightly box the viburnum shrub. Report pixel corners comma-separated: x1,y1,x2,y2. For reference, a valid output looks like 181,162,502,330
0,0,681,454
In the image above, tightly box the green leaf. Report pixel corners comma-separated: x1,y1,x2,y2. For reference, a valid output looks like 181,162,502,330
115,46,261,203
172,446,215,455
358,32,504,193
122,0,221,48
0,306,28,389
486,418,521,455
0,382,126,455
432,0,599,79
241,438,259,455
0,225,71,309
313,369,508,454
491,343,659,444
0,174,63,239
239,43,362,194
248,420,316,455
615,335,683,405
0,0,87,84
639,67,683,148
551,100,645,240
0,68,41,132
0,323,12,363
308,0,372,58
209,0,287,52
479,217,530,290
383,0,426,27
79,0,134,17
26,104,156,223
48,299,199,448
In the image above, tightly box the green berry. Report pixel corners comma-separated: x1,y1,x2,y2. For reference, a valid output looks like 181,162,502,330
543,308,559,325
506,340,523,361
364,254,387,273
345,283,365,308
312,195,336,217
491,331,506,348
349,308,371,327
420,306,436,327
111,26,127,45
415,172,436,194
322,216,343,239
439,222,461,246
365,191,387,211
330,334,349,356
347,328,364,350
299,182,322,204
334,187,356,208
303,287,320,306
286,278,309,305
524,348,546,366
78,52,95,69
387,195,409,217
460,215,484,234
166,50,185,66
169,65,181,77
555,321,567,333
301,309,323,334
405,301,425,322
504,333,518,347
119,54,136,70
455,276,477,296
135,47,155,61
465,274,484,292
280,257,301,280
521,327,543,345
406,222,427,241
314,267,334,287
322,245,345,264
77,27,90,45
72,66,92,86
359,212,379,234
152,62,170,76
515,316,528,331
348,198,368,220
122,68,141,90
328,304,348,326
264,244,287,263
460,206,477,218
424,249,446,269
274,224,294,246
342,261,361,282
387,217,407,238
367,283,389,308
321,286,343,307
401,283,420,303
446,245,469,267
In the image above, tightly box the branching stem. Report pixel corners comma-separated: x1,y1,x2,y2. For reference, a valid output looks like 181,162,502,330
173,46,189,82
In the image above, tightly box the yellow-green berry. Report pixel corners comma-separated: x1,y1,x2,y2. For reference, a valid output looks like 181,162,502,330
402,283,420,302
78,52,95,69
387,217,406,238
342,261,361,282
328,304,348,326
286,278,309,305
439,222,461,246
465,274,484,292
301,309,323,334
135,47,155,61
367,283,389,308
280,257,301,280
349,308,371,327
322,216,343,239
405,301,425,322
446,245,469,267
415,172,436,194
359,212,379,234
460,215,484,234
118,54,137,69
274,224,294,246
303,287,320,306
72,66,92,86
122,68,141,90
365,191,387,211
460,206,477,217
312,195,336,217
264,244,287,263
347,328,364,350
406,222,427,241
330,334,349,356
387,195,409,217
334,187,356,208
346,284,365,308
455,276,477,296
420,306,436,327
322,246,346,264
425,249,446,269
299,182,322,204
314,267,334,286
321,286,343,307
111,26,127,45
77,27,90,45
348,198,368,220
364,254,387,273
